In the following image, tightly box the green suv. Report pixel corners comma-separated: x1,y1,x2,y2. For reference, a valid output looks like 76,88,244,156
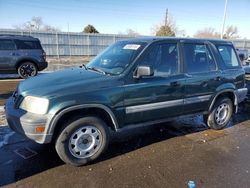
5,38,248,166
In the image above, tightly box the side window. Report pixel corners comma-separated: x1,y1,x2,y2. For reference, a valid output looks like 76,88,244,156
184,43,216,73
217,45,239,68
0,39,16,50
15,40,41,49
140,43,179,76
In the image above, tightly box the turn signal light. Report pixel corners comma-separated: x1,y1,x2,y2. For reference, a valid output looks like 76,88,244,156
35,126,45,133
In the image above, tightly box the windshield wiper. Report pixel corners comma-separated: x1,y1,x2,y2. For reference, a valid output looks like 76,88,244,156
81,64,87,70
87,67,106,75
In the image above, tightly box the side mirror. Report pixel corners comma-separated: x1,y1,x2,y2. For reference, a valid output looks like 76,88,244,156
133,66,154,79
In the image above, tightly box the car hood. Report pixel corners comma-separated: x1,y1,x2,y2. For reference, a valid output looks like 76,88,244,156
18,68,116,98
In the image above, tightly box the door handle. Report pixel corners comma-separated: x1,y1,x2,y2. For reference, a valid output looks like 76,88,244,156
184,73,192,78
201,81,208,87
214,76,222,81
170,81,180,87
9,52,15,56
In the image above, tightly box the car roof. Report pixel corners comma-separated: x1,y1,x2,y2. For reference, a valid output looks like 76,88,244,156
0,35,39,41
122,37,233,45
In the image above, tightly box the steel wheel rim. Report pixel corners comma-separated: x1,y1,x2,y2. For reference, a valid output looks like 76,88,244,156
20,63,36,77
68,125,103,159
215,103,229,125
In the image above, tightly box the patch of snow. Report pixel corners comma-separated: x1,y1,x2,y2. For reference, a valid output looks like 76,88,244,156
0,106,6,126
0,128,14,148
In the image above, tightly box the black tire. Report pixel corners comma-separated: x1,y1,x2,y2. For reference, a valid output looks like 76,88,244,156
204,97,233,130
17,62,38,79
55,116,110,166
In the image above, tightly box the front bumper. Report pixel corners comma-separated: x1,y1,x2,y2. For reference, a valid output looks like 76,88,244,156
5,97,53,144
235,88,248,103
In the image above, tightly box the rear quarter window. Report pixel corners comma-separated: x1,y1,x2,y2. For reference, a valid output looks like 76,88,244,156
15,40,42,50
217,45,240,68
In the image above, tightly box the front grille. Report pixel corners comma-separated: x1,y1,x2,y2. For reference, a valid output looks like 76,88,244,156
13,91,18,102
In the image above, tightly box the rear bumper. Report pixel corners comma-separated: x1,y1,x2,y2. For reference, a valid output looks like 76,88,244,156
5,97,53,144
37,61,48,71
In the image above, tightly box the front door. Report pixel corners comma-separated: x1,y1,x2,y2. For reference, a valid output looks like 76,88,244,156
0,39,17,71
123,41,186,125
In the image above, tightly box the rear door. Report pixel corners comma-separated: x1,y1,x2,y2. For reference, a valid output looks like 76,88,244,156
123,41,186,125
182,42,223,114
14,39,43,60
0,39,17,71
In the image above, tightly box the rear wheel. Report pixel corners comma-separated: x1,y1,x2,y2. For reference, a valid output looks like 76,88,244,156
55,116,110,166
204,97,233,130
17,62,38,79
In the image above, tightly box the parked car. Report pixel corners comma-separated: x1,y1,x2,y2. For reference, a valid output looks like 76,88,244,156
0,35,47,78
243,65,250,100
5,37,248,166
237,48,248,59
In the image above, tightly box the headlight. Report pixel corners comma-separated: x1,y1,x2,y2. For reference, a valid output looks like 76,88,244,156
20,96,49,115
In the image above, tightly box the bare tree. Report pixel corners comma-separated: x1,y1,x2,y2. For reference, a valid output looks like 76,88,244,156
30,16,43,30
118,29,140,36
194,27,220,38
126,29,140,36
43,24,60,32
223,25,239,39
13,16,60,32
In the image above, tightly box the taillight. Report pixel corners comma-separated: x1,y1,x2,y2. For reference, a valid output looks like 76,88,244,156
42,52,46,61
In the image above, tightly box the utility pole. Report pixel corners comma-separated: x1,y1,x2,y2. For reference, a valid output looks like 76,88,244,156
165,8,168,27
221,0,228,39
67,23,71,58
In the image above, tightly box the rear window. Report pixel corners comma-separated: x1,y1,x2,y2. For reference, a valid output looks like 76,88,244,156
217,45,240,68
15,40,42,50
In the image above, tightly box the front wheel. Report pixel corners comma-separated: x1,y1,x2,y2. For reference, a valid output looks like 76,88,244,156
204,97,233,130
55,116,110,166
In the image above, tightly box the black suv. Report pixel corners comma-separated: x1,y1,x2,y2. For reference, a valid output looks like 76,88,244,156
0,35,47,78
5,37,248,166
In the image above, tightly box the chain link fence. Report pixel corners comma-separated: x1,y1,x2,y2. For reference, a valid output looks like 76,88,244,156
0,29,249,58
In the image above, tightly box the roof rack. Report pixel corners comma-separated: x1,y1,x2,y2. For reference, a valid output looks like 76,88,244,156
0,34,34,38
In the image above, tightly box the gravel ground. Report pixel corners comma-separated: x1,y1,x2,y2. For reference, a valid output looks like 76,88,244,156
46,56,93,71
0,107,6,126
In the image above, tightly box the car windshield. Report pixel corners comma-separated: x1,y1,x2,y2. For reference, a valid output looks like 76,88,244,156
86,41,147,75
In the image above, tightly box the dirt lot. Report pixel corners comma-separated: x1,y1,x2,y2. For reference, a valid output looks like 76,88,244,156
0,79,19,106
46,56,93,71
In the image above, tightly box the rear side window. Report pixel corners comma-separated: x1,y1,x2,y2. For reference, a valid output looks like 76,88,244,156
183,43,216,73
217,45,239,68
15,40,42,50
0,39,16,50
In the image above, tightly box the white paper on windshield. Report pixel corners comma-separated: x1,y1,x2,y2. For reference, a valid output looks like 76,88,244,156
123,44,141,50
